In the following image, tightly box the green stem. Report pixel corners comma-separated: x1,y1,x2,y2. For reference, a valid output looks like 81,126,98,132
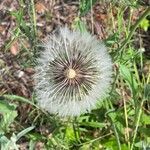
117,7,150,59
77,132,113,146
105,100,121,150
31,0,37,37
2,94,48,115
113,123,122,150
121,80,130,149
72,117,80,143
130,99,144,150
126,7,132,37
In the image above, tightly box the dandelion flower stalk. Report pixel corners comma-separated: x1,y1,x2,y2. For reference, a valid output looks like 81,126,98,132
34,27,112,117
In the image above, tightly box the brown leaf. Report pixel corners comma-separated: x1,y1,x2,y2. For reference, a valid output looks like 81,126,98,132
0,25,5,33
95,14,107,21
35,142,45,150
10,41,19,55
25,67,35,74
35,2,47,15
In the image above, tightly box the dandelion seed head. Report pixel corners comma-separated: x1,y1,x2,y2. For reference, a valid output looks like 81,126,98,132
34,27,112,117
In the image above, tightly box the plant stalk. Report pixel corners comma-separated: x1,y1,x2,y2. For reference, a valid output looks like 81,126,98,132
117,7,150,59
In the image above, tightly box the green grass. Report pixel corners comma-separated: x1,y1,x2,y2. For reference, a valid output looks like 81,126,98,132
0,0,150,150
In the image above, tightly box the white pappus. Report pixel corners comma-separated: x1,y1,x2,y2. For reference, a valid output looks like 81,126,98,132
34,27,112,117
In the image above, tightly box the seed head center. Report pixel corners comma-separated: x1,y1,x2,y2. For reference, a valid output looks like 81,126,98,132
66,68,76,79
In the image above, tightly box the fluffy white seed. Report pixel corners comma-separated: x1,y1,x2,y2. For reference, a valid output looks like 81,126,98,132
34,27,112,117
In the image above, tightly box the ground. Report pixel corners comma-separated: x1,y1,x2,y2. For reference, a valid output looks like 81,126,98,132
0,0,150,150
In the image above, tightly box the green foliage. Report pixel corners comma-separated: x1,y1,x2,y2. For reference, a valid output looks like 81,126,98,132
10,7,36,44
119,64,138,95
0,126,34,150
102,137,129,150
3,94,39,109
140,18,149,31
144,84,150,100
79,121,106,128
65,124,79,143
79,0,97,16
72,17,88,33
0,100,17,134
141,113,150,125
105,33,119,47
134,141,150,149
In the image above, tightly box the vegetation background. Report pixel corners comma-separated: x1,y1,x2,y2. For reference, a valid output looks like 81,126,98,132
0,0,150,149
